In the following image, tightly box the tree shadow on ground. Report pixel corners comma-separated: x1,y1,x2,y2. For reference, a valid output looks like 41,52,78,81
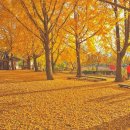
0,83,116,98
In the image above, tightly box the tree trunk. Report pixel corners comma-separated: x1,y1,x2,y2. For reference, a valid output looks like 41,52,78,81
33,55,38,72
114,0,123,82
76,41,81,77
27,56,31,70
74,10,81,77
51,52,55,73
11,59,14,70
52,63,55,73
115,53,123,82
11,54,15,70
41,3,53,80
45,43,54,80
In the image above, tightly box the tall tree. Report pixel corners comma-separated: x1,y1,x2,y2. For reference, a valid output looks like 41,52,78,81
113,0,130,82
0,8,18,70
1,0,78,80
63,0,115,77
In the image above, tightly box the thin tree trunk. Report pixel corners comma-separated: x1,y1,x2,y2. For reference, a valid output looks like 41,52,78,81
52,63,55,73
10,54,15,70
33,55,38,72
11,59,14,70
51,52,55,73
74,9,81,77
27,56,31,70
76,40,81,77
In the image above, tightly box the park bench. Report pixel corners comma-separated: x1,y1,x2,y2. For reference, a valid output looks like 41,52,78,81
87,76,107,81
119,84,130,88
67,76,107,82
82,70,115,75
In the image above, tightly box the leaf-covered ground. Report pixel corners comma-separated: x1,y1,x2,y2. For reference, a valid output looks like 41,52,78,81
0,71,130,130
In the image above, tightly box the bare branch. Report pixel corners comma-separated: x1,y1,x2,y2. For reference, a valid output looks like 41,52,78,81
48,0,66,32
47,0,53,13
30,0,44,23
48,0,58,22
79,29,100,44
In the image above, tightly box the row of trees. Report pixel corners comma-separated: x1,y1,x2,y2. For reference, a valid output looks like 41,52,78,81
0,0,129,81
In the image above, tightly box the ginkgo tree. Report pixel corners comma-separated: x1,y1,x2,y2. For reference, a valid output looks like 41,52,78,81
63,0,116,77
99,0,130,82
0,0,129,82
114,0,130,82
12,25,43,71
0,7,18,70
1,0,79,80
51,34,66,73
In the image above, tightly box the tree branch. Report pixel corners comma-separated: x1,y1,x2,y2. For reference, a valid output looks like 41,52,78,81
0,1,43,42
30,0,44,23
98,0,130,11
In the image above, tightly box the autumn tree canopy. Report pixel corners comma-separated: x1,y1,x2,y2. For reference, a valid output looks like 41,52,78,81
0,0,129,81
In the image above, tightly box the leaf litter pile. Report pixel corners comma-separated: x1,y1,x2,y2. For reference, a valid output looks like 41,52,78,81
0,71,130,130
